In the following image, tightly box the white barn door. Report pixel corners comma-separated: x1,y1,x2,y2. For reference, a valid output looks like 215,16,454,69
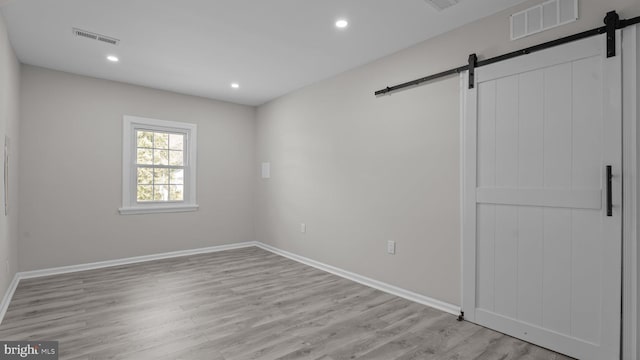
462,33,622,360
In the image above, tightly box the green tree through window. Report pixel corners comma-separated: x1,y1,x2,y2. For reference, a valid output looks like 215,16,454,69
135,130,185,202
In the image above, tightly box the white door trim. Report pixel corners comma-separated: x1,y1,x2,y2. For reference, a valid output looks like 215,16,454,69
460,68,477,322
621,24,638,360
459,71,469,319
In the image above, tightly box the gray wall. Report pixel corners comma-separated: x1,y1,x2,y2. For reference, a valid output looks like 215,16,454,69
18,65,256,271
0,13,19,300
255,0,640,306
637,24,640,360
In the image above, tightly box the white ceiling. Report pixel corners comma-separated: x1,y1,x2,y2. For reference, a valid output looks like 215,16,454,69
0,0,526,106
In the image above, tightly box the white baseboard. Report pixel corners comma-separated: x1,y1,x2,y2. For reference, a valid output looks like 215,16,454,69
0,240,460,325
18,242,257,279
0,274,20,325
255,242,461,316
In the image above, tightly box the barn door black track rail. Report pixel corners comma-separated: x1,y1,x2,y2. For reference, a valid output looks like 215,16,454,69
374,10,640,96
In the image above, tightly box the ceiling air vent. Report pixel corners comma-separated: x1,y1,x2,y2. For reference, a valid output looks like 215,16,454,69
424,0,459,11
511,0,578,40
72,28,119,46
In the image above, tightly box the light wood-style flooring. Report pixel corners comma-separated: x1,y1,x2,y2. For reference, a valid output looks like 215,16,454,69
0,247,572,359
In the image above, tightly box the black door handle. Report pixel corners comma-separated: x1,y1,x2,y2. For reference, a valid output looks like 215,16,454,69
606,165,612,217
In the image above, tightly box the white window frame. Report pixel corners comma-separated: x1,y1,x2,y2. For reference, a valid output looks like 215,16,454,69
119,115,198,215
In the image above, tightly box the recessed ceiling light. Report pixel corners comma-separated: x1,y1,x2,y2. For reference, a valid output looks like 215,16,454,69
231,83,240,89
335,19,349,29
107,55,119,62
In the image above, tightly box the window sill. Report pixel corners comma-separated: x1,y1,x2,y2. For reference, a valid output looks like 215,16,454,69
118,204,199,215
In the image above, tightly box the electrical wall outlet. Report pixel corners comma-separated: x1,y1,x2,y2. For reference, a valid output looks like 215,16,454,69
301,223,306,233
387,241,396,255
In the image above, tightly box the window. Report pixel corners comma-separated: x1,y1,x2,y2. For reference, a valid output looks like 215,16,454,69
120,116,198,215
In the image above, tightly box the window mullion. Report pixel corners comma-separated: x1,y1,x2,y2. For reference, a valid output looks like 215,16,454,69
135,165,184,170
